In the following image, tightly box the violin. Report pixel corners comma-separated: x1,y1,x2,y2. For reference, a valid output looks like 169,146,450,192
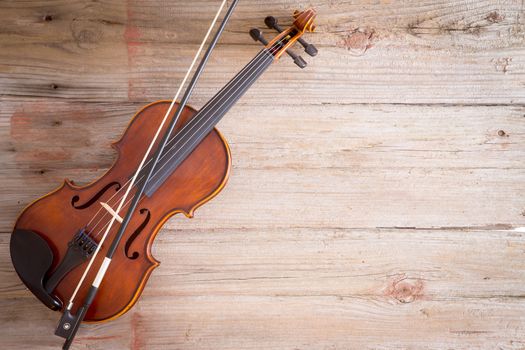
10,3,317,348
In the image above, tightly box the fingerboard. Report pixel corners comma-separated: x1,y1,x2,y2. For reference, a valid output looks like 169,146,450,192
140,49,274,196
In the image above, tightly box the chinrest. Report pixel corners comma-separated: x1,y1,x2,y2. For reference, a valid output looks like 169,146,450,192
10,229,63,310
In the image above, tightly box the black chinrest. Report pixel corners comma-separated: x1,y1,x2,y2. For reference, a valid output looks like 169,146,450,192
10,229,63,310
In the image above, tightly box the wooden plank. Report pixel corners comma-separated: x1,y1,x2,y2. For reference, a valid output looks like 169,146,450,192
1,100,524,232
1,1,524,103
1,227,525,349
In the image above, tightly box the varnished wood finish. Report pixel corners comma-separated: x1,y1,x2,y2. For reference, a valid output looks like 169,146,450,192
13,101,231,322
292,8,316,32
266,8,317,59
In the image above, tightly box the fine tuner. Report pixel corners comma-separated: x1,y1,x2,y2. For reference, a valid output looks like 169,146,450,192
250,11,318,69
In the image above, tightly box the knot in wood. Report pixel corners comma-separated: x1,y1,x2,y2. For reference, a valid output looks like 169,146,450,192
338,29,375,56
384,274,424,304
70,18,103,49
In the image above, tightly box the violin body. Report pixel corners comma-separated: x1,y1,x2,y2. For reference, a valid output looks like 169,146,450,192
9,9,317,345
11,101,231,322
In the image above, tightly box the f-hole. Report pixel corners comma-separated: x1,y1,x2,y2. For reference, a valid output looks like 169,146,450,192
71,182,121,209
125,208,151,260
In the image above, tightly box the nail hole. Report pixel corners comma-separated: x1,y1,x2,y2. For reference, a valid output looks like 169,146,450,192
44,15,53,22
497,130,507,137
51,83,58,90
53,120,62,126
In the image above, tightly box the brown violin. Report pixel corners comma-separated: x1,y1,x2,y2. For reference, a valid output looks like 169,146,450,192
10,4,316,348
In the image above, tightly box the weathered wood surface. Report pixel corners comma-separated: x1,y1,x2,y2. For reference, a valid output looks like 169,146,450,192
1,0,525,349
1,0,524,104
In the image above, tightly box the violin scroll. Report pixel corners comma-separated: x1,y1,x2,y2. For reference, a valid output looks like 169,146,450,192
264,15,318,57
293,8,317,33
250,8,317,67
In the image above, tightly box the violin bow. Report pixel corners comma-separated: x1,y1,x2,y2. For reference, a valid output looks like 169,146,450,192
54,1,240,348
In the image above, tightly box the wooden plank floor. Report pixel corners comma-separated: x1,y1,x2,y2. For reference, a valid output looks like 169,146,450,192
1,1,525,349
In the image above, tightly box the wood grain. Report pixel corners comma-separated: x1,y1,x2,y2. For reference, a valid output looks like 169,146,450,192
1,0,524,349
1,1,524,104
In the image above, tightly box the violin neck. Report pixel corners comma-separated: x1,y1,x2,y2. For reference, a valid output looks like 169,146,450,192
142,49,274,196
198,49,274,122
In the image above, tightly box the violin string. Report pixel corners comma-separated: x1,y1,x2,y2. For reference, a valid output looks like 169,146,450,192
85,48,270,237
87,51,273,238
84,48,274,238
66,0,230,308
88,45,277,239
85,184,129,231
89,48,272,240
86,38,283,240
145,51,273,191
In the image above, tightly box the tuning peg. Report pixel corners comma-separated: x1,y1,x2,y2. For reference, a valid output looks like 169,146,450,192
249,28,307,69
264,16,318,57
250,28,269,45
288,52,307,69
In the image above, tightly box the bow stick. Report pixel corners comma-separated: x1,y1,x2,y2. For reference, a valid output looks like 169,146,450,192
54,1,240,348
